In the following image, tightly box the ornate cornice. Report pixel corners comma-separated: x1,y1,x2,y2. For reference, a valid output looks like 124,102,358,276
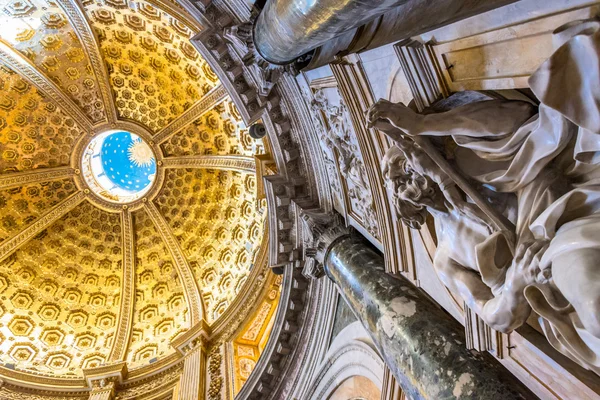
0,167,75,191
109,210,136,362
144,201,204,324
154,84,228,144
0,38,92,131
0,191,86,262
171,320,210,355
55,0,118,124
162,155,255,173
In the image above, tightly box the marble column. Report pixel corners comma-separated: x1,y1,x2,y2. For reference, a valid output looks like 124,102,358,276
324,234,537,400
253,0,517,65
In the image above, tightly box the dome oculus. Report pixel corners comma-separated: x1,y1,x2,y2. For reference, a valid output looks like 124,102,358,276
82,131,157,203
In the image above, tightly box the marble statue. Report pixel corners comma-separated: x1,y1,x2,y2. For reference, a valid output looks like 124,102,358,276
368,19,600,374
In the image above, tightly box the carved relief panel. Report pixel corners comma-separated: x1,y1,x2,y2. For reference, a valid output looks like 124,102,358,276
301,79,379,240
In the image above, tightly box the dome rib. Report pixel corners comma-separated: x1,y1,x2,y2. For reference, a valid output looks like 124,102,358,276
108,209,136,362
54,0,119,124
0,38,93,131
143,201,205,324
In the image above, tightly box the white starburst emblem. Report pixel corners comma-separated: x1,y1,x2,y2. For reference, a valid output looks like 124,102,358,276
128,138,154,167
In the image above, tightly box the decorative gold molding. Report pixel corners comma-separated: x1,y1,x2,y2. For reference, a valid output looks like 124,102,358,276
154,84,229,144
146,0,203,32
0,191,86,262
144,201,204,324
109,210,136,362
0,38,93,131
162,155,256,173
171,320,211,355
0,167,75,191
84,361,128,387
55,0,118,124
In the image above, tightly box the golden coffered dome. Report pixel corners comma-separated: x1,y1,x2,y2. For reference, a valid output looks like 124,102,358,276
0,0,269,381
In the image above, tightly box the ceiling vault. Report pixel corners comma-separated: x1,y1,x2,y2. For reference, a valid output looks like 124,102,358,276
0,38,93,132
109,209,136,362
162,155,256,173
144,201,205,324
55,0,119,124
0,167,75,191
0,190,86,263
154,84,229,144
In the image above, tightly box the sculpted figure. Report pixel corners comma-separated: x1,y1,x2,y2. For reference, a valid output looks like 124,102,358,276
369,19,600,373
311,90,379,237
382,139,545,333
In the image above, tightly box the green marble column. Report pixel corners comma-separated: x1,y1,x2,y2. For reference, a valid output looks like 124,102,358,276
324,235,537,400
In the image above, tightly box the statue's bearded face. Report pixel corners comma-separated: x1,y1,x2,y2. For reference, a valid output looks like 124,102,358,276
383,146,436,229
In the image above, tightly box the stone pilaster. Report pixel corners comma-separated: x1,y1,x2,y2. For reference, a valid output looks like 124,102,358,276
84,362,127,400
89,381,116,400
171,320,211,400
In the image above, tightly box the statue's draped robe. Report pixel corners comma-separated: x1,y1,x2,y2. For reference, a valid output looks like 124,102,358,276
428,21,600,373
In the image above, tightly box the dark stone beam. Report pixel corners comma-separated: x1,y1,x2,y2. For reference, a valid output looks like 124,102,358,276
325,235,537,400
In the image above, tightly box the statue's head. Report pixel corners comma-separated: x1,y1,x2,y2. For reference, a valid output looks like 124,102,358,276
382,146,437,229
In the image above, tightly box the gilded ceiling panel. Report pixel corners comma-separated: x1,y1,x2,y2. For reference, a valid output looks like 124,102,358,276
233,274,282,395
0,178,77,244
0,201,122,377
161,100,265,157
0,0,107,123
154,169,265,322
0,65,84,173
126,209,190,369
83,0,219,132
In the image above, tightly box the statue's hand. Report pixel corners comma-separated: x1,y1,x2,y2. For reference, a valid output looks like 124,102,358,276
512,240,550,288
366,99,420,136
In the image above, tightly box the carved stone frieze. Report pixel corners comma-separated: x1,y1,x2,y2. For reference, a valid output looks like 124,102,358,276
0,167,74,191
162,155,255,173
115,365,182,400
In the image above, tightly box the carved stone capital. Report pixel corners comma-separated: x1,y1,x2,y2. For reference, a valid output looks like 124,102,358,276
83,361,127,391
299,209,351,279
223,20,299,99
170,320,211,356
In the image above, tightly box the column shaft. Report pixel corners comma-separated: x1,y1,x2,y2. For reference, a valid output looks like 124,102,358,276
176,346,206,400
324,235,536,400
254,0,517,65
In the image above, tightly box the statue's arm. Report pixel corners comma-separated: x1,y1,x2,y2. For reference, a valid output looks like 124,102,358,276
367,99,536,138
